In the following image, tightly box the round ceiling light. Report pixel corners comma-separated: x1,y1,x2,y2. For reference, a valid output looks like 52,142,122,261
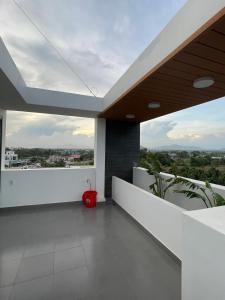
148,101,160,109
126,114,135,119
193,76,215,89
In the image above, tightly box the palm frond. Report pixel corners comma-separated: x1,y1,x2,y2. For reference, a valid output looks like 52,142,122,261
174,189,208,207
213,192,225,206
149,182,160,197
173,177,206,192
205,180,212,191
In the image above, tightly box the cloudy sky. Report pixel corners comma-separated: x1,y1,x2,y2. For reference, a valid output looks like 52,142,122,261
2,0,225,150
141,97,225,150
0,0,187,96
6,111,95,149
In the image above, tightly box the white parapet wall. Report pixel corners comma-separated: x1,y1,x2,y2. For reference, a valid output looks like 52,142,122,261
0,110,6,171
112,176,185,259
0,167,95,208
133,167,225,210
182,206,225,300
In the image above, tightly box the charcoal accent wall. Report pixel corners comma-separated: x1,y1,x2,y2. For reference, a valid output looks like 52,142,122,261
105,120,140,198
0,119,2,190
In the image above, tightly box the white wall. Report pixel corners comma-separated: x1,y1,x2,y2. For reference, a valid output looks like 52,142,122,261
133,167,225,210
182,206,225,300
133,167,155,191
0,110,6,171
112,176,185,259
94,118,106,202
25,87,103,117
0,167,95,208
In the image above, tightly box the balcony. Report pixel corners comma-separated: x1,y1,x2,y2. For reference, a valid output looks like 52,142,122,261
0,200,180,300
1,2,225,299
1,166,225,299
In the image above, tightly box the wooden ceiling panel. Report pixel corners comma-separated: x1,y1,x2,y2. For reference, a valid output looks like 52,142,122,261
146,74,225,99
163,60,225,81
100,12,225,122
158,66,225,90
185,42,225,66
174,52,225,75
197,30,225,52
213,17,225,34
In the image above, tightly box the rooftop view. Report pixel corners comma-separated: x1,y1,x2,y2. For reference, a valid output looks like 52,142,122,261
1,1,225,300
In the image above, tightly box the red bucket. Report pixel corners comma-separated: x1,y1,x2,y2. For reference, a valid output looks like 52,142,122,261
82,191,97,208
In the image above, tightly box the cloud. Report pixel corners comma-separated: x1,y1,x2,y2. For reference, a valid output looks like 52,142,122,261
141,107,225,150
168,132,202,140
113,15,131,35
6,111,94,148
0,0,131,96
0,0,186,96
141,120,176,148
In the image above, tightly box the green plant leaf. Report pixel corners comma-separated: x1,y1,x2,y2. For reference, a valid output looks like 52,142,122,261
149,182,160,197
213,192,225,206
174,189,208,207
205,180,212,191
166,178,174,183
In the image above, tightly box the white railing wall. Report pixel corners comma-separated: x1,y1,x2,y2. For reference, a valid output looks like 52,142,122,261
133,167,225,210
0,167,95,208
182,206,225,300
112,176,185,259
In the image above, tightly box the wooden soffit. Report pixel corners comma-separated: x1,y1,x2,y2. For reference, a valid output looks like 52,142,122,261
100,9,225,122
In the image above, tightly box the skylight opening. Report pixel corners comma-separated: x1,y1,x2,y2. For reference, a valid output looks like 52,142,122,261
0,0,187,97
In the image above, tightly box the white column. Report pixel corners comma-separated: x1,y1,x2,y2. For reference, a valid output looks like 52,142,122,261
94,118,106,202
182,207,225,300
0,110,6,170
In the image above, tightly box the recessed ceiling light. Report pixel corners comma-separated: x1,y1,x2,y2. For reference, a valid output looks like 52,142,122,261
193,76,215,89
126,114,135,119
148,101,160,109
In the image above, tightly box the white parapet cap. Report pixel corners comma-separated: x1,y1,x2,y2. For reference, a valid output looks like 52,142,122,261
184,205,225,236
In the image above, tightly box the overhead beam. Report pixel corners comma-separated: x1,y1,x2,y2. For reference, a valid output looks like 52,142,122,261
0,38,103,117
101,0,225,122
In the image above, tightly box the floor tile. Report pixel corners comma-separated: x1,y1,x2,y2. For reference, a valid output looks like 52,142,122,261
24,242,54,257
54,246,86,273
11,276,53,300
0,245,25,261
83,239,116,265
0,286,12,300
15,253,54,283
0,257,21,287
52,266,89,299
54,234,81,251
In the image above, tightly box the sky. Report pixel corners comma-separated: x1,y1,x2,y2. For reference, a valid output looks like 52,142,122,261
0,0,187,96
2,0,225,150
141,97,225,150
6,111,95,149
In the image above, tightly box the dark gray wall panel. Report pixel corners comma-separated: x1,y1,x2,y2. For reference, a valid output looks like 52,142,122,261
0,119,2,190
105,120,140,198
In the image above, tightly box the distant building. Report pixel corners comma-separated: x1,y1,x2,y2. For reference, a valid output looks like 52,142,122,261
66,154,81,161
47,155,64,163
168,152,177,158
5,150,18,167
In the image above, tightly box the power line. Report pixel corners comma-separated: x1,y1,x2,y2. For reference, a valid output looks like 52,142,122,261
11,0,97,97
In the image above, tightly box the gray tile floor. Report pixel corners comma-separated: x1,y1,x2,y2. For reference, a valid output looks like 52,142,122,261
0,203,181,300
